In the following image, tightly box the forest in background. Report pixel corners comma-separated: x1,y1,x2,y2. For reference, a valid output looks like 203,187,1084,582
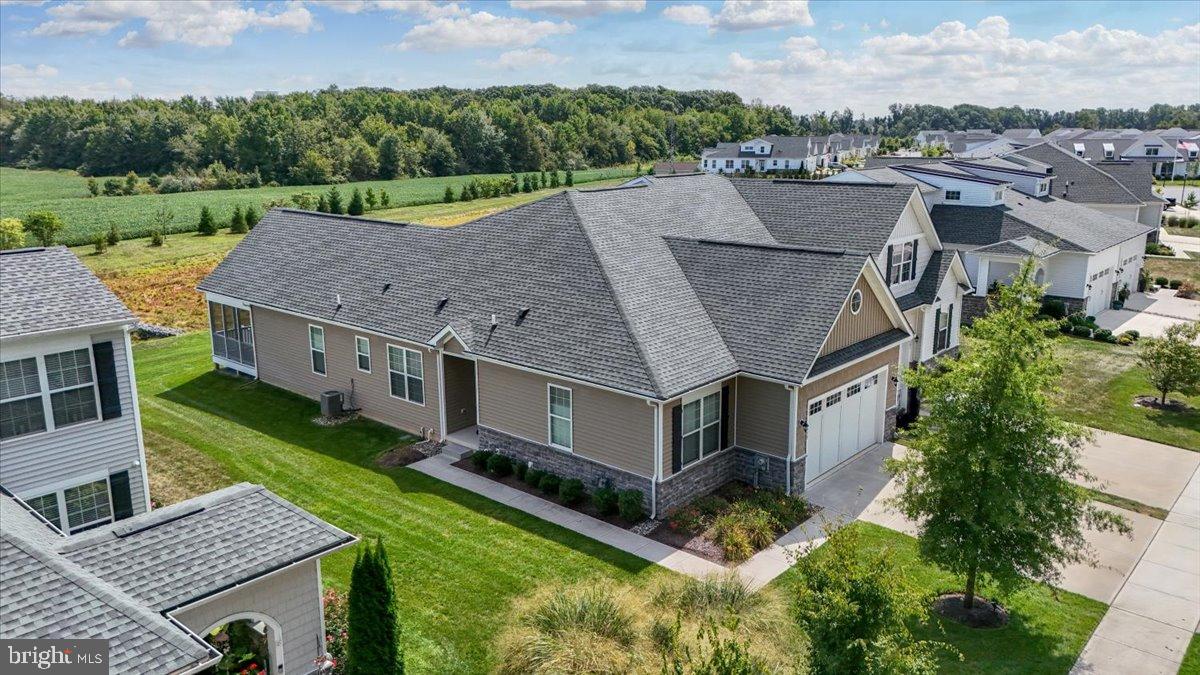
2,84,1198,187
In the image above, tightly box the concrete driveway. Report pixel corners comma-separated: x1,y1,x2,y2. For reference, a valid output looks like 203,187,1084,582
1096,289,1198,338
803,431,1197,604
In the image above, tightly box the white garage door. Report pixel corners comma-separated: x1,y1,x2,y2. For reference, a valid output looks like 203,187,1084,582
804,368,886,484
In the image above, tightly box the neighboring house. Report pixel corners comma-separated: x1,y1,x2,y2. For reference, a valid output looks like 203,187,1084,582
828,160,1154,318
1,484,355,674
913,129,999,153
0,247,150,532
1050,127,1200,177
0,247,356,674
698,134,879,174
1002,128,1043,141
200,174,927,515
653,161,700,175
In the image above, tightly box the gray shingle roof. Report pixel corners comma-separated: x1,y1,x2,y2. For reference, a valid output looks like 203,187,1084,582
1010,143,1142,204
1093,161,1162,203
665,238,874,385
932,191,1154,253
61,483,354,611
809,329,909,377
972,236,1060,258
1002,129,1043,140
0,247,135,339
729,179,918,253
865,156,944,169
895,250,959,311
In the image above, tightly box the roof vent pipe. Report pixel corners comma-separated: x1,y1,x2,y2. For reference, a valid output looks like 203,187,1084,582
490,313,498,327
336,293,342,308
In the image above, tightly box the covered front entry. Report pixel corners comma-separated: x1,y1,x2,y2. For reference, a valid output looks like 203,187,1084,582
442,353,478,446
804,367,886,484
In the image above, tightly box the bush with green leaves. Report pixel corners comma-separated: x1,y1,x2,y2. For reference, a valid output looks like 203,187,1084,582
1170,279,1184,289
21,210,64,246
591,487,618,515
1039,298,1066,318
327,186,345,214
513,461,527,481
0,217,25,250
470,450,494,470
711,502,776,563
346,538,402,675
197,206,217,235
617,489,644,523
244,205,260,229
524,468,546,488
538,472,561,496
105,223,121,246
487,453,513,477
229,205,247,233
348,188,365,216
92,234,108,254
558,478,585,505
149,229,166,247
1156,276,1170,287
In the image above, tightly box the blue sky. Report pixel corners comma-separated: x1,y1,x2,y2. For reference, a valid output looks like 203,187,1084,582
1,1,1197,115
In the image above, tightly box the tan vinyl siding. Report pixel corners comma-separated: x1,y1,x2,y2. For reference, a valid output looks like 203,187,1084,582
819,274,895,356
442,354,477,433
476,360,654,477
797,346,900,451
732,376,789,458
251,307,441,439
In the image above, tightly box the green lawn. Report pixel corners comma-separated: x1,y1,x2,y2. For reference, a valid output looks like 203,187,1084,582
134,332,664,673
1182,634,1200,675
1053,337,1200,451
770,522,1107,674
1,166,636,245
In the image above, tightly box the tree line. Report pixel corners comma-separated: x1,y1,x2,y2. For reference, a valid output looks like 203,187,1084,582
2,85,1196,187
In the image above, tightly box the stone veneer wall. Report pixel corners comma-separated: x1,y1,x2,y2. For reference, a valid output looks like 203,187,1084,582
478,426,653,508
964,294,1084,326
657,448,792,515
1046,294,1086,315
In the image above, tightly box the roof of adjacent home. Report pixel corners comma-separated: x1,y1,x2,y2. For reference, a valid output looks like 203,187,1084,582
895,249,963,311
0,246,135,339
1093,161,1162,203
1002,128,1043,140
0,484,354,675
972,236,1060,258
1009,143,1143,205
201,173,916,399
932,190,1154,253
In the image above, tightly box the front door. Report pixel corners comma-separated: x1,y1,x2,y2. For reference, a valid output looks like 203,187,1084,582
442,354,477,435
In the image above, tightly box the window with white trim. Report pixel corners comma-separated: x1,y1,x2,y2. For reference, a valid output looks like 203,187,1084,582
355,336,371,373
387,345,424,404
945,190,961,201
309,325,326,375
935,306,953,352
891,241,916,284
44,349,98,428
64,479,112,532
850,289,863,314
26,493,61,529
0,357,46,439
680,391,720,468
1146,147,1159,156
548,385,573,450
725,159,734,169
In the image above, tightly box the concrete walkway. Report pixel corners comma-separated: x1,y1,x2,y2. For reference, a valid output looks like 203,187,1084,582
1072,466,1200,674
1096,290,1200,339
1078,430,1200,512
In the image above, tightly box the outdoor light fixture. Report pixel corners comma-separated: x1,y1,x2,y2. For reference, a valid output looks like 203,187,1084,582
799,420,809,429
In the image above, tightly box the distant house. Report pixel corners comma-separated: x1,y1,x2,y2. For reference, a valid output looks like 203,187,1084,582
1048,127,1200,177
698,134,879,174
200,174,956,511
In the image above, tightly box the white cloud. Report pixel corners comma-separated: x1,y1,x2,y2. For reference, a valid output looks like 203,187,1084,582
0,67,137,99
310,1,465,19
33,1,316,47
395,10,574,51
879,18,889,29
508,1,644,18
829,21,844,31
479,47,569,70
0,63,58,80
723,17,1200,115
663,0,812,32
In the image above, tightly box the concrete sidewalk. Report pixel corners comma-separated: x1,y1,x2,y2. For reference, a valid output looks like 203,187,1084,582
1072,466,1200,674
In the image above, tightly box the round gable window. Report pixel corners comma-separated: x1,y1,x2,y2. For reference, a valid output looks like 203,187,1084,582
850,289,863,314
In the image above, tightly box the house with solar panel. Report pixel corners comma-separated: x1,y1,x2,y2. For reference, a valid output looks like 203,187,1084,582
0,247,356,674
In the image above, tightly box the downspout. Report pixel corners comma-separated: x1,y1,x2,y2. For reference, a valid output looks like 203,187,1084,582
649,400,663,519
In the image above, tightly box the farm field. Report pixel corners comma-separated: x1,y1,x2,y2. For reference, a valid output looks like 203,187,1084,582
2,166,636,245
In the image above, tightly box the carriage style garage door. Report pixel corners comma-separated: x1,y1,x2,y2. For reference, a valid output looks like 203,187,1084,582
804,367,886,484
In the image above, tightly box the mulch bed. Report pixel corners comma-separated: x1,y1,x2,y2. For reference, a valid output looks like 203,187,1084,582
932,593,1010,628
375,441,438,468
1134,395,1192,413
450,457,643,530
649,525,727,565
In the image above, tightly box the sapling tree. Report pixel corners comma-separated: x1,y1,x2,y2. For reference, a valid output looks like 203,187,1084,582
1140,321,1200,405
888,259,1129,612
348,188,365,216
346,539,402,674
21,210,64,246
197,207,217,235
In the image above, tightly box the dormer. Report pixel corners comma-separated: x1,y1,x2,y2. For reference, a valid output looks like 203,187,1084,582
740,139,773,155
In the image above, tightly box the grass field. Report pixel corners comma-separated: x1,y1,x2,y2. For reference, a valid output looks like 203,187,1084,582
1146,257,1200,285
1166,226,1200,238
770,522,1107,674
1053,337,1200,451
1,166,636,245
1182,635,1200,675
135,332,665,672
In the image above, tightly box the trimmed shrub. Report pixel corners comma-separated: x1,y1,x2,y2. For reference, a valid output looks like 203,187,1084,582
105,223,121,246
592,487,618,515
1156,276,1170,287
1117,333,1136,346
149,229,165,247
538,472,561,495
1071,324,1093,338
617,489,645,523
1039,298,1067,319
487,453,513,477
1124,330,1140,340
514,461,527,481
1170,279,1183,289
92,234,108,254
1094,328,1115,343
559,478,585,505
525,468,546,488
470,449,494,470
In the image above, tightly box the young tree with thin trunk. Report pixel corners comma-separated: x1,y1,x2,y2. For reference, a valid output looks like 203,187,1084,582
1140,321,1200,405
888,259,1128,612
346,539,402,675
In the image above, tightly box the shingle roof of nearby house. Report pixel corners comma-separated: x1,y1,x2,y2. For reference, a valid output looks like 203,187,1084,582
665,238,876,385
895,250,960,311
701,135,823,159
1,483,354,675
809,328,910,377
203,174,914,398
1002,128,1043,140
865,156,944,169
0,246,135,339
972,236,1060,258
1009,143,1143,204
653,162,700,175
932,191,1154,253
1093,161,1163,203
838,167,940,194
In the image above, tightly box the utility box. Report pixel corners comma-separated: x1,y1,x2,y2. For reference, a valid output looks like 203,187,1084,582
320,390,343,418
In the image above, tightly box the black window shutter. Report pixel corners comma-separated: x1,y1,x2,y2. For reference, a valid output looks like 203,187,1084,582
886,244,894,284
933,307,942,352
910,239,919,280
720,385,731,449
109,470,134,520
92,341,122,420
671,405,682,473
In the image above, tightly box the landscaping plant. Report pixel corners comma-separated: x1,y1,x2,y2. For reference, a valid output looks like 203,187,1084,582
617,489,645,523
21,210,64,246
887,259,1129,615
1139,322,1200,405
0,217,24,249
591,487,618,515
487,453,513,477
322,587,349,674
558,478,585,505
346,538,403,675
470,450,493,470
538,472,561,496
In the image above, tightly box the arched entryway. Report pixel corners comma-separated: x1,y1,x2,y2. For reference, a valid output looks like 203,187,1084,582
201,612,284,674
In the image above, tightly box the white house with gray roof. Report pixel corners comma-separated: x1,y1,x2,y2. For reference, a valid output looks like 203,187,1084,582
201,174,933,512
698,134,879,174
0,246,150,533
